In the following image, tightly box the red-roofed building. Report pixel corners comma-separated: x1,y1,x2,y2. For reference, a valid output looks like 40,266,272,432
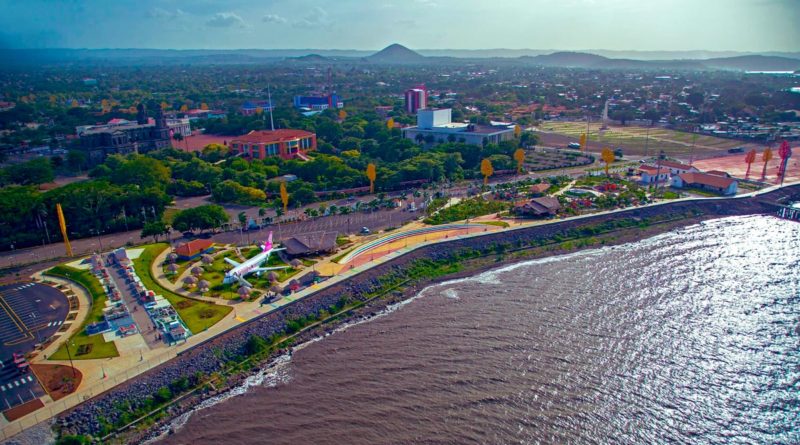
671,172,738,195
658,160,698,175
638,165,670,184
529,183,551,195
174,239,214,260
230,129,317,160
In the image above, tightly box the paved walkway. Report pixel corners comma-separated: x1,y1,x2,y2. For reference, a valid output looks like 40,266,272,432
2,180,798,441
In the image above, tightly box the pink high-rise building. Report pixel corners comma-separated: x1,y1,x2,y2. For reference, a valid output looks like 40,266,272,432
404,85,427,114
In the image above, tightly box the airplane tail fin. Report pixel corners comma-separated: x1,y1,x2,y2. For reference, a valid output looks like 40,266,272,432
262,231,274,252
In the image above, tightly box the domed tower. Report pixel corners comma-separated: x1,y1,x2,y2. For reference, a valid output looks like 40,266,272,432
155,105,167,129
136,103,147,125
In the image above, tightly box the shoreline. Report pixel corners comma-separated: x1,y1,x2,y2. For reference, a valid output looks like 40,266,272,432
125,212,721,444
15,183,798,443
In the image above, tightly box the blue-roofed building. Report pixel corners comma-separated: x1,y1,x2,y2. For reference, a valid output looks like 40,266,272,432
293,94,343,111
240,100,275,116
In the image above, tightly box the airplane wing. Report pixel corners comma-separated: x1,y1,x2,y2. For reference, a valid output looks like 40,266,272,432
225,258,242,267
253,266,290,273
236,275,253,288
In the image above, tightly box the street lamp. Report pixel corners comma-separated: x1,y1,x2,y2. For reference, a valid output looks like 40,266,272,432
65,340,77,378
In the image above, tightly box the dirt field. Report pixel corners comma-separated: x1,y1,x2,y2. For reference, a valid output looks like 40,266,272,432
31,363,82,402
535,122,763,158
693,151,800,185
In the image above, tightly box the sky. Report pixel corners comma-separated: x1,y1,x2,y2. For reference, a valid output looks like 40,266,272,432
0,0,798,52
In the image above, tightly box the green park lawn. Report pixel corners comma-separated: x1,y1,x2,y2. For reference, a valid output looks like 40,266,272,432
204,248,299,298
134,244,232,333
45,265,120,360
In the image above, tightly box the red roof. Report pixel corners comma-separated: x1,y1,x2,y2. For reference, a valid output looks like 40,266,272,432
530,183,550,193
231,129,315,144
175,239,214,257
678,172,735,189
660,160,694,171
705,170,730,177
639,165,662,173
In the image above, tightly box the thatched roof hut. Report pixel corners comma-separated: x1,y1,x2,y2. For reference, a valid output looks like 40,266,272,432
183,276,197,285
167,263,179,273
190,266,203,276
197,280,210,292
201,254,214,265
238,285,251,297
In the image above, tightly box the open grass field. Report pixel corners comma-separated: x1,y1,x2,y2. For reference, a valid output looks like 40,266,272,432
537,122,753,158
134,244,232,334
44,265,120,360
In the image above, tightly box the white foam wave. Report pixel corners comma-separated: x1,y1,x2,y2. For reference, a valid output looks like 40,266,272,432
142,353,293,443
441,288,460,300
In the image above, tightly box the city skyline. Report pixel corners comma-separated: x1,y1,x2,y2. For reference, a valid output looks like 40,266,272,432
1,0,799,52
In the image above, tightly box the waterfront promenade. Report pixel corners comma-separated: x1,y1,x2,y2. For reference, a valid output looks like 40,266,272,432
1,181,798,441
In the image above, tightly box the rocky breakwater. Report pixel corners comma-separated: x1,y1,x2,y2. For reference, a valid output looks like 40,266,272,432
54,186,799,439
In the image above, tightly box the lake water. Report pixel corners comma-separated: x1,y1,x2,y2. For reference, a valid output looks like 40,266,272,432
158,215,800,445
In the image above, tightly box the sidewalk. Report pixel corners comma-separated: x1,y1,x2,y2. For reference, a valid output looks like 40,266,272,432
3,180,798,441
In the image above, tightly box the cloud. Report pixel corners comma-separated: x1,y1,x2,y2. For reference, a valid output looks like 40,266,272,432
206,12,246,28
263,14,288,24
292,7,331,28
147,7,185,20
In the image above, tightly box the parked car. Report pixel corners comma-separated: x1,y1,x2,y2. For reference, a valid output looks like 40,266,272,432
360,226,370,235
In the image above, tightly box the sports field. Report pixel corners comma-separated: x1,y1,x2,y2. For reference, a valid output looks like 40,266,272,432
537,122,754,157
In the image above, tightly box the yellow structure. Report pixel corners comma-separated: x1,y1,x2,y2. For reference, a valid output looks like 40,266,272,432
56,203,73,257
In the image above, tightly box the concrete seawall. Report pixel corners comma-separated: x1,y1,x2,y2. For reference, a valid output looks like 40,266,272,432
54,185,800,437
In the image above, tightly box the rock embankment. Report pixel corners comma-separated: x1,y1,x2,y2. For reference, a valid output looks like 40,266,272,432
55,186,799,438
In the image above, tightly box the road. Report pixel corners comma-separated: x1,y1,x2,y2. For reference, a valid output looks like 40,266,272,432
0,164,596,272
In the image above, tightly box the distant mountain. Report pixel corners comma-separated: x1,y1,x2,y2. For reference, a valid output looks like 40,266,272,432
366,44,425,63
289,53,331,63
523,51,608,67
2,48,798,71
703,55,800,71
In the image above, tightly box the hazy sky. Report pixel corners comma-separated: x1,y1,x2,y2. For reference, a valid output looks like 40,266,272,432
1,0,798,51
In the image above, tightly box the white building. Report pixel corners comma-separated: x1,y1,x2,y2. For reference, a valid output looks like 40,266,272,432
402,108,515,147
167,117,191,137
671,172,738,196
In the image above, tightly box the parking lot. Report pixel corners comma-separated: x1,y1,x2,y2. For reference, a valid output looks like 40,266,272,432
0,283,69,412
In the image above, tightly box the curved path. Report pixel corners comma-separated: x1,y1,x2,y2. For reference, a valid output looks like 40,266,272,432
336,223,503,271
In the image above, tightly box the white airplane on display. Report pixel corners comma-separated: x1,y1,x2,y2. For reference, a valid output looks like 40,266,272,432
223,232,288,287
